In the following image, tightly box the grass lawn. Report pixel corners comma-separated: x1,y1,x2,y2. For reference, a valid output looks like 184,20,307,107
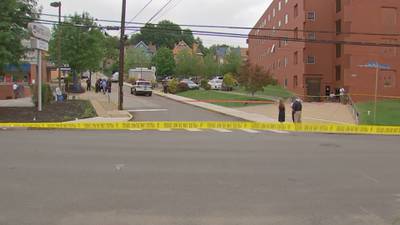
177,90,274,107
356,100,400,126
236,85,294,99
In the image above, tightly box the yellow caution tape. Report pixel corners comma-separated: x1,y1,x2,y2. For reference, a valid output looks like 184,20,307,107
1,121,400,136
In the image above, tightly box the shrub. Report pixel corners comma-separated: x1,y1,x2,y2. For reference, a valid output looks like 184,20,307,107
31,84,54,106
167,79,179,94
223,73,236,91
127,77,136,84
177,82,189,93
200,80,211,90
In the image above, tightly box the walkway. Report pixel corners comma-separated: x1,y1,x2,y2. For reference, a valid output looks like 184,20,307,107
0,97,34,107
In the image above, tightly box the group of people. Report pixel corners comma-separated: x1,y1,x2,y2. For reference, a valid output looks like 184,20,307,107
91,78,112,94
278,98,303,123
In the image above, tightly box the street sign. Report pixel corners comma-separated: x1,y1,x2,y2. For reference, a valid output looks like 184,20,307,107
28,23,51,42
22,49,38,64
359,61,391,70
31,38,49,51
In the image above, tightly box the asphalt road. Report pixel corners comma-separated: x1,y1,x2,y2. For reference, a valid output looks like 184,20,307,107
1,129,400,225
110,85,240,121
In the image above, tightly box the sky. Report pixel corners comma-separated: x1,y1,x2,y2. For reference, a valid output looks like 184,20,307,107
37,0,273,47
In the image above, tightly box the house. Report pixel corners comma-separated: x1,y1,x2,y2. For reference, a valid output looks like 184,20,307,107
173,40,204,57
215,46,242,64
133,41,157,57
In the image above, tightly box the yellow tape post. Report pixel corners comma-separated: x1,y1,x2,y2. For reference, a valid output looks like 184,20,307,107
1,122,400,136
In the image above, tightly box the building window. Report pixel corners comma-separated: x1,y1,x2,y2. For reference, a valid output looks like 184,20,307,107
278,1,282,11
336,43,342,58
294,51,298,65
283,37,289,45
306,56,316,64
284,78,288,87
278,20,282,28
307,32,316,40
335,65,341,81
294,27,298,39
336,0,341,12
268,14,271,21
294,4,298,18
294,75,298,87
336,19,342,35
306,11,316,21
273,8,276,17
272,26,276,33
285,0,288,4
284,57,288,67
285,14,289,24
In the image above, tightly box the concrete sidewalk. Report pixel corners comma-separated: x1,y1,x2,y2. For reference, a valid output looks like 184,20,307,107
236,102,356,124
74,86,132,121
0,97,34,107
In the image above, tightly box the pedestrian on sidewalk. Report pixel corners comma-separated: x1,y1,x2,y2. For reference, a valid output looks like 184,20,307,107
162,81,168,93
95,79,100,93
101,79,107,94
107,78,112,93
13,83,19,99
86,78,91,91
292,98,303,123
339,87,346,104
278,99,286,123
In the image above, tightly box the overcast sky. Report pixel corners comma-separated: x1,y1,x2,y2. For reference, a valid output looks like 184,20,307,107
38,0,272,47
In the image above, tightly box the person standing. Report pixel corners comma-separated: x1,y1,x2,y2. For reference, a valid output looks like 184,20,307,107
101,79,107,94
278,100,286,123
86,78,91,91
13,83,18,99
107,79,112,94
292,98,303,123
339,87,345,104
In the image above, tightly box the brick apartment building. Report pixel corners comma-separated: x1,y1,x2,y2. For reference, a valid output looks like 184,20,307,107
248,0,400,101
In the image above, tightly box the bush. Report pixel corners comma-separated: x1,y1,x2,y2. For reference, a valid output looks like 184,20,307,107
167,79,179,94
223,73,237,91
31,84,54,106
127,77,136,84
200,80,211,90
177,82,189,93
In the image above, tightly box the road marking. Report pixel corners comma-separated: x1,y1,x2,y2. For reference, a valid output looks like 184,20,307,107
361,172,380,184
186,128,202,132
129,128,143,131
127,109,168,112
159,128,172,132
241,129,260,134
270,129,290,134
213,128,233,133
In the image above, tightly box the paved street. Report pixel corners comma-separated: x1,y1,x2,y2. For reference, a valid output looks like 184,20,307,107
110,85,241,121
1,130,400,225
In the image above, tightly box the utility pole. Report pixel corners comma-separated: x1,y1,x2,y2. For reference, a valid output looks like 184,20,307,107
118,0,127,110
50,1,62,90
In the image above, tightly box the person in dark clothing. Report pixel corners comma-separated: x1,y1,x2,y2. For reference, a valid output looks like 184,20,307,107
162,81,168,93
86,78,91,91
95,79,101,93
278,100,285,123
292,98,303,123
107,79,112,93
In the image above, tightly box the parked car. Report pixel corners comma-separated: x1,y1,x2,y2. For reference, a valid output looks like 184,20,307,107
181,79,199,89
131,80,153,96
111,72,119,83
208,79,223,90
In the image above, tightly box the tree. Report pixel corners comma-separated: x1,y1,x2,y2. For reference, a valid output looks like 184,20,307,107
181,29,195,47
0,0,38,74
238,62,274,96
103,35,119,65
49,12,106,92
202,54,219,79
153,47,175,78
222,50,242,76
175,50,202,78
124,48,151,73
223,73,236,91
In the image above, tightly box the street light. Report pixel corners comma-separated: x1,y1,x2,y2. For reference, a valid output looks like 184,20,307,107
50,1,62,90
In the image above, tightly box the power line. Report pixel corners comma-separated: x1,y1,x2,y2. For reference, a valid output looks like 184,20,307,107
30,18,400,48
128,0,154,23
39,12,400,37
146,0,175,23
152,0,184,22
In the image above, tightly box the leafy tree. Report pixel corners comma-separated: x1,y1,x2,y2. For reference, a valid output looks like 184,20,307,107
181,29,195,47
175,49,202,78
124,48,151,73
153,47,175,78
222,50,242,76
238,62,273,96
223,73,236,90
103,35,119,65
0,0,39,74
195,37,209,55
49,12,106,92
202,54,219,79
128,33,143,45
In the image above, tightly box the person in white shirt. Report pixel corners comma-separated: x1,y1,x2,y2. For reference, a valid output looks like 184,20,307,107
13,83,18,99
